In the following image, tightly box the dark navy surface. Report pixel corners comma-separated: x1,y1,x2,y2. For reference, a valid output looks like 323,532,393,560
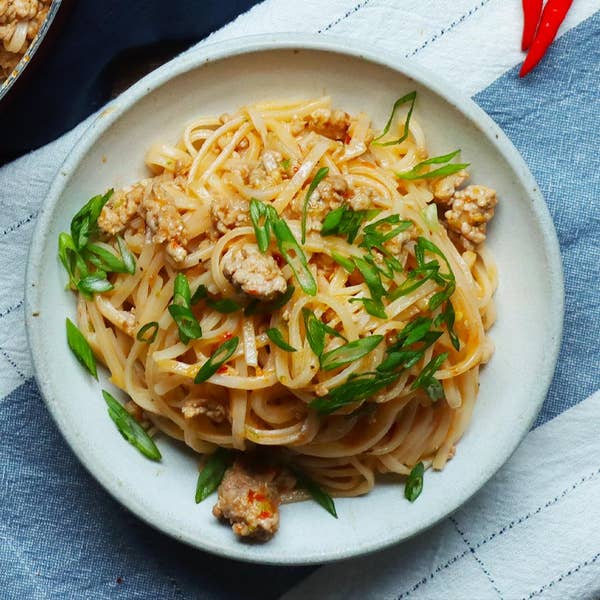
0,0,262,162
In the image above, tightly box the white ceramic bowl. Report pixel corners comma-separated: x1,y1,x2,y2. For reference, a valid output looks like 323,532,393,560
25,34,563,565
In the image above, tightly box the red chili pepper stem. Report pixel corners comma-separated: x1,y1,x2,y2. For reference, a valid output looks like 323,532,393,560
520,0,573,78
521,0,543,51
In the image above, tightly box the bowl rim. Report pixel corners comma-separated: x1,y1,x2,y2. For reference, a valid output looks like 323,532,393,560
25,32,564,565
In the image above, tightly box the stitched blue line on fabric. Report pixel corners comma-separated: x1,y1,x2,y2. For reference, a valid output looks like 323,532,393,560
0,349,27,380
318,0,372,33
405,0,493,57
450,516,504,599
524,552,600,599
396,548,471,599
0,299,23,320
395,468,599,598
0,212,37,238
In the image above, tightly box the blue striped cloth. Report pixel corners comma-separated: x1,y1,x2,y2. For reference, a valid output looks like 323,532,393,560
0,3,598,598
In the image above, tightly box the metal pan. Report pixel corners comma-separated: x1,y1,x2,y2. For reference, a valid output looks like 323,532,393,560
0,0,64,103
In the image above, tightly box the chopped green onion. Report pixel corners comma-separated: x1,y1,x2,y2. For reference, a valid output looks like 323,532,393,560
302,308,326,357
320,335,384,371
206,298,240,314
191,284,209,305
302,307,347,358
396,150,469,180
372,91,417,146
349,297,388,319
414,237,456,310
272,218,317,296
70,189,113,250
377,349,424,372
404,462,424,502
58,232,81,288
363,252,401,280
301,166,329,243
169,273,202,343
244,285,295,316
77,275,114,294
360,215,412,251
331,252,355,273
173,272,192,306
66,318,97,379
136,322,159,344
249,198,278,253
416,237,453,276
310,370,401,414
353,256,386,300
321,206,379,244
397,317,433,348
85,244,129,273
194,336,239,383
102,390,161,461
168,304,202,344
195,448,232,503
429,280,456,312
321,206,345,235
266,327,297,352
117,236,136,274
280,158,291,170
388,266,439,301
379,318,443,372
434,300,460,351
411,352,448,400
292,468,337,518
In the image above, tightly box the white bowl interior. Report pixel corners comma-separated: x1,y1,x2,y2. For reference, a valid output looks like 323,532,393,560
26,39,562,564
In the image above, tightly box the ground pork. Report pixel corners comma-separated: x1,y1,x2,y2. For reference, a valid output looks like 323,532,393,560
303,174,349,218
97,183,146,236
431,170,469,202
213,458,294,541
143,181,188,262
347,187,375,211
181,398,227,424
221,243,287,300
249,150,284,187
305,108,351,141
210,195,250,234
443,185,497,250
98,177,189,262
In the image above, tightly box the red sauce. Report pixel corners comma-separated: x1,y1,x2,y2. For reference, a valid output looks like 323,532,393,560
273,253,285,268
221,332,233,342
247,489,266,503
258,511,271,520
217,365,228,374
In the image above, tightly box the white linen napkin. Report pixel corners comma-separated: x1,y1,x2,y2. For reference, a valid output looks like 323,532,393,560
283,392,600,600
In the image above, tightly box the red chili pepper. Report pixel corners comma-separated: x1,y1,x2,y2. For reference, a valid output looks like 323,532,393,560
521,0,543,51
520,0,573,77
